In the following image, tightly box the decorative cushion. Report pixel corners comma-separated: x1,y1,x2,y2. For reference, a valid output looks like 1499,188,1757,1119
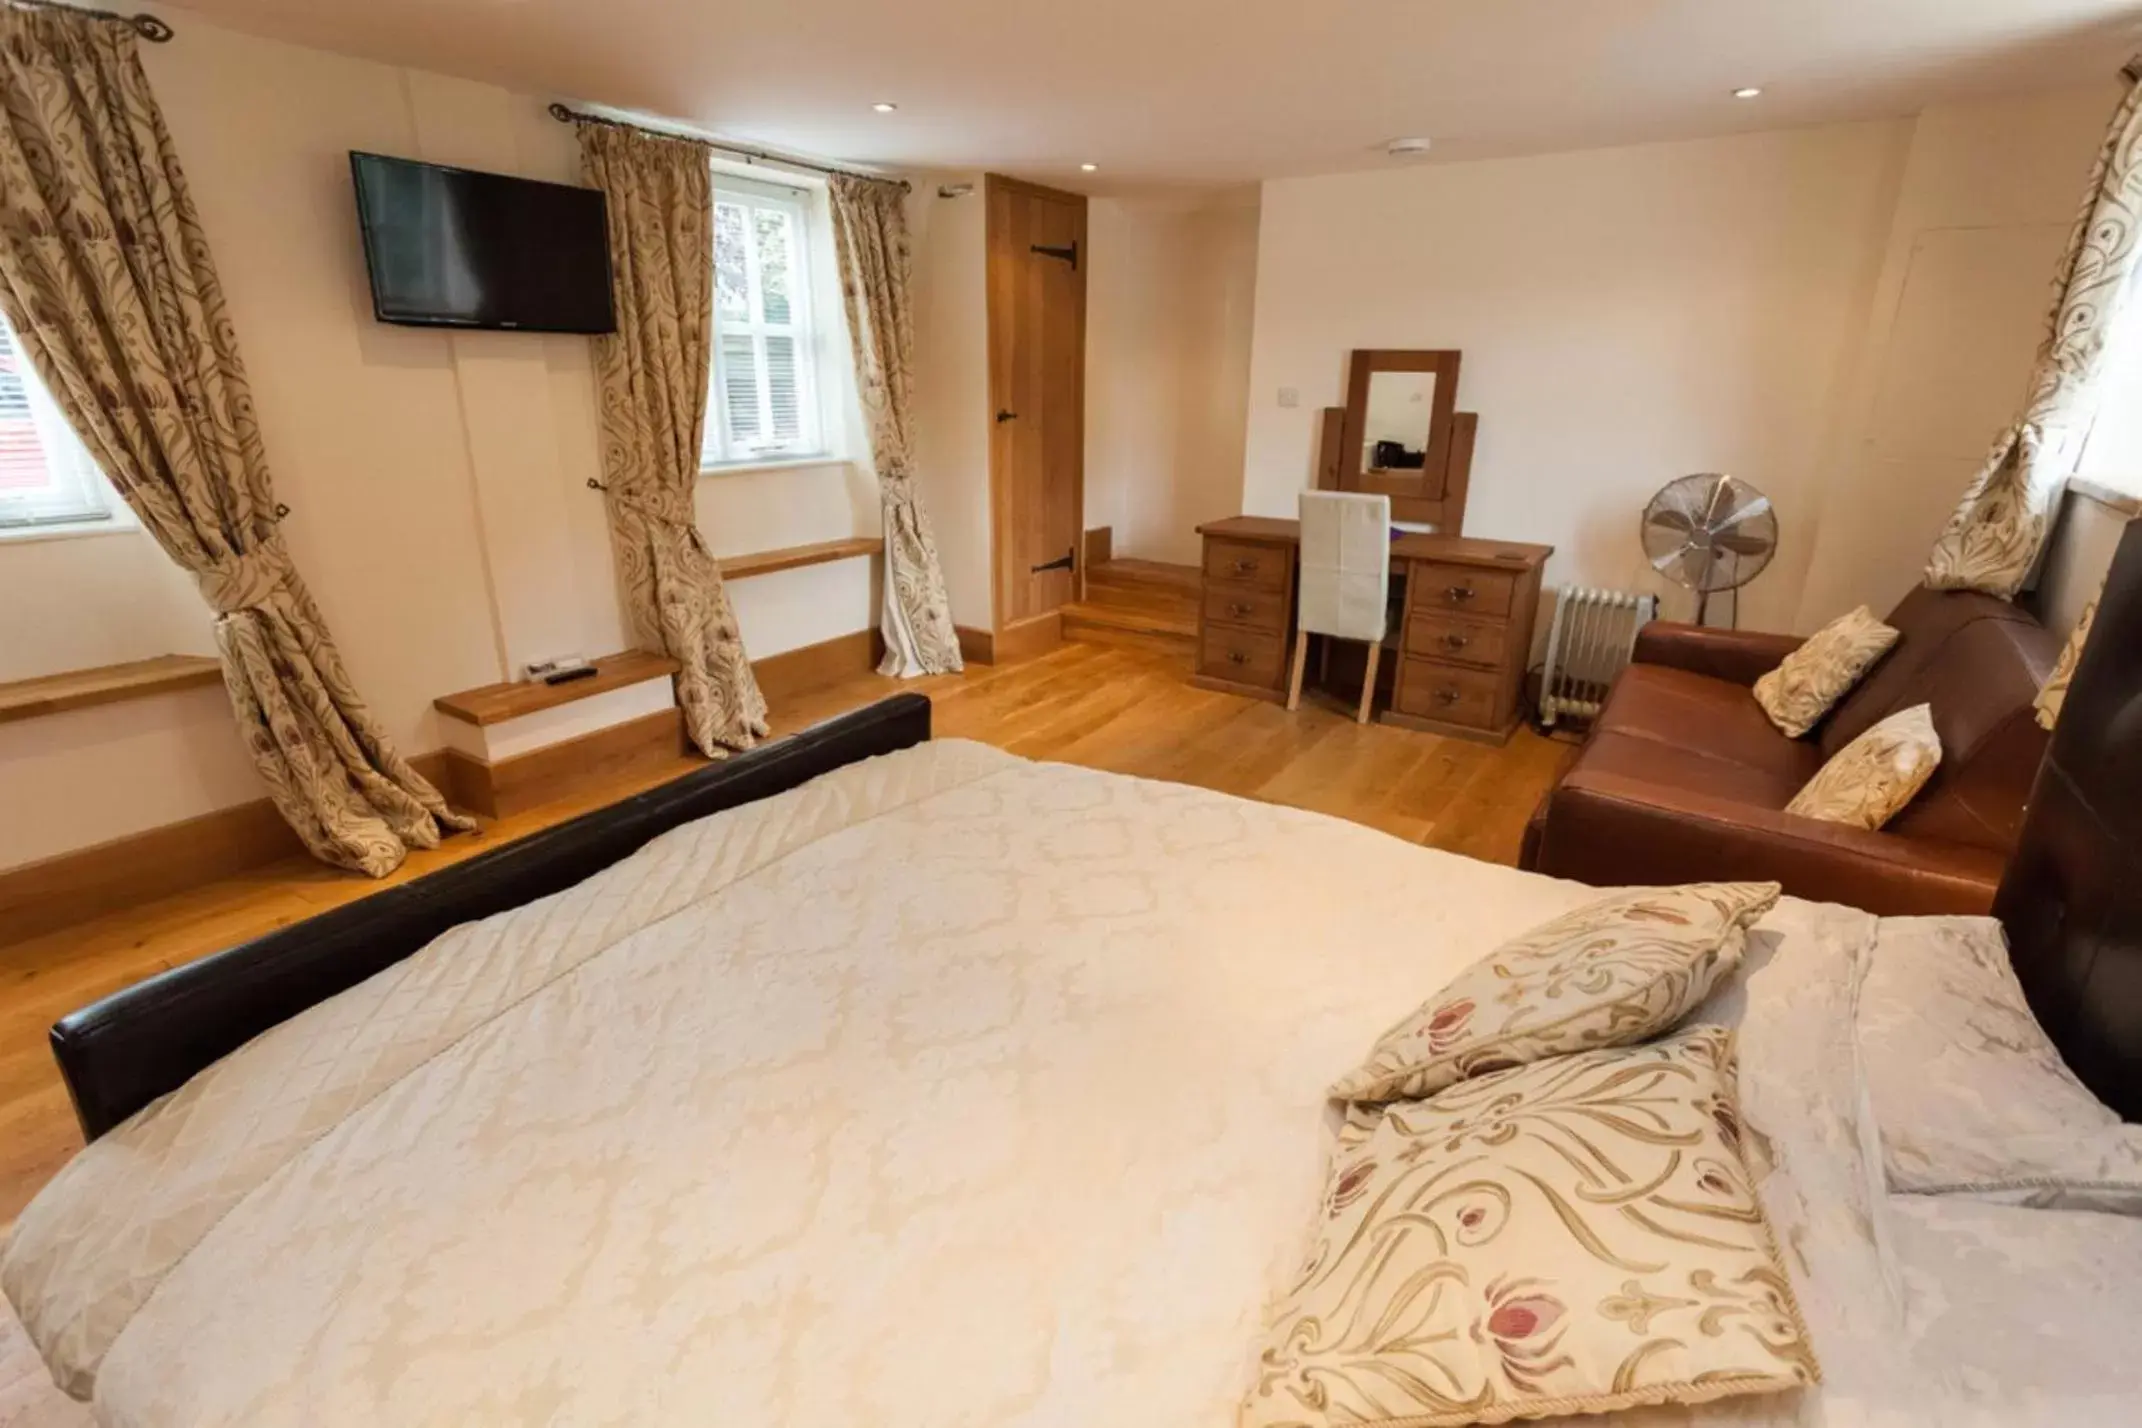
1753,605,1900,738
1327,883,1780,1104
1247,1026,1820,1428
1858,916,2142,1212
2034,591,2094,731
1783,704,1940,830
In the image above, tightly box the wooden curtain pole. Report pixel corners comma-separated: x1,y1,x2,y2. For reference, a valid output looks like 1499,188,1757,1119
2,0,170,41
547,102,908,191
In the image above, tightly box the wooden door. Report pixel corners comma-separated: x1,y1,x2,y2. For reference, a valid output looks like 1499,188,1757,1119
987,175,1088,629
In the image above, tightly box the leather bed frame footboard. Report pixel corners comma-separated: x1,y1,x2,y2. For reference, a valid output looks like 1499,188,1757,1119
49,693,933,1141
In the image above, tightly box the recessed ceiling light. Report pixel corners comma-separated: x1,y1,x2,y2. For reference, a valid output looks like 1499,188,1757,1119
1732,86,1763,99
872,102,898,113
1384,136,1433,157
1081,163,1098,172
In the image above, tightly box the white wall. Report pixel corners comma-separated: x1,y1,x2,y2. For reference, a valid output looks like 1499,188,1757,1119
907,174,993,629
1794,87,2118,627
1086,195,1259,566
0,8,885,872
1242,121,1913,632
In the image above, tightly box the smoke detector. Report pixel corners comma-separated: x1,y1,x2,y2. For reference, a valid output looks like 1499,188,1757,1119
1384,136,1433,157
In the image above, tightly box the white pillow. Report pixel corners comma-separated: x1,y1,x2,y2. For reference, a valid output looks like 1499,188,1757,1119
1858,915,2142,1212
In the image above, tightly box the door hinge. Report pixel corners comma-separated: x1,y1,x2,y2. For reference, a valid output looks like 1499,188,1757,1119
1030,241,1079,270
1031,548,1075,574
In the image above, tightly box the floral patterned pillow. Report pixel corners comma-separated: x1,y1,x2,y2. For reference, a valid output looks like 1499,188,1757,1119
1247,1026,1819,1428
1327,882,1780,1104
1753,605,1900,738
1784,704,1941,831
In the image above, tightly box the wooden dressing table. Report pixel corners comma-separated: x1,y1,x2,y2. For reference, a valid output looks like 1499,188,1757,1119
1191,516,1552,744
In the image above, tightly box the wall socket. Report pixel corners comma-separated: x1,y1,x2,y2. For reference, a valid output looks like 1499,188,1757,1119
1277,387,1300,409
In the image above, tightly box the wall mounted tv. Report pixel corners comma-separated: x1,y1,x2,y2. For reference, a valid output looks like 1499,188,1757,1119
349,152,616,334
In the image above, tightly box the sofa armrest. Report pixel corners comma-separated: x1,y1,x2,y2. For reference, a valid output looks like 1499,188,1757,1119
1530,770,2006,917
1632,622,1805,687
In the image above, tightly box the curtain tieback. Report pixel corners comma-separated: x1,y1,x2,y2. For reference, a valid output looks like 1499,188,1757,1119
197,538,296,615
604,486,697,529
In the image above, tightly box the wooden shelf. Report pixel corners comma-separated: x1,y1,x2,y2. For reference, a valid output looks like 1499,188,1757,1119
433,651,681,727
717,536,879,581
0,654,223,726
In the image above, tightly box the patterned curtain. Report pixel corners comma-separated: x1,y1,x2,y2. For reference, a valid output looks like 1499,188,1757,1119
579,123,766,753
1925,71,2142,597
0,9,470,877
827,174,963,676
2035,589,2096,730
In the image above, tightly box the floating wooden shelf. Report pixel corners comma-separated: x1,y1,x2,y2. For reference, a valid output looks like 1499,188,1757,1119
717,536,879,581
433,651,681,727
0,654,223,726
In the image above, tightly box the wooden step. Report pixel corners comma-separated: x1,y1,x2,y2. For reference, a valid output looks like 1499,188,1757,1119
1060,600,1198,660
1086,558,1201,598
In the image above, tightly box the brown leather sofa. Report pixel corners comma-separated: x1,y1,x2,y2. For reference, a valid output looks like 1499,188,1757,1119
1519,586,2061,915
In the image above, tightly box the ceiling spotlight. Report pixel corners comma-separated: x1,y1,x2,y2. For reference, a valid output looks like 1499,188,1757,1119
1080,163,1098,172
872,102,899,113
1385,136,1433,157
1732,86,1762,99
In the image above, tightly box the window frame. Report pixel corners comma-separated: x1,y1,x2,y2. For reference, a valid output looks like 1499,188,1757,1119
0,310,120,536
702,172,830,471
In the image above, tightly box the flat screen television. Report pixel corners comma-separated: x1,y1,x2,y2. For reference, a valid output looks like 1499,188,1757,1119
349,152,616,334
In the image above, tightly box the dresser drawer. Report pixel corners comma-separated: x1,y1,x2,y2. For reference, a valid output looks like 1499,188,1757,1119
1395,659,1502,729
1204,539,1290,593
1203,584,1288,634
1199,624,1287,688
1403,612,1506,670
1410,562,1517,620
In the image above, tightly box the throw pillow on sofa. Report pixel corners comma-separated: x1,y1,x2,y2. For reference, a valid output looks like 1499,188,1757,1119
1785,704,1941,830
1753,605,1900,737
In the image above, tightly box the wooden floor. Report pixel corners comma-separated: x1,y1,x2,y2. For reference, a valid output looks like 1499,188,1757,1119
0,636,1572,1422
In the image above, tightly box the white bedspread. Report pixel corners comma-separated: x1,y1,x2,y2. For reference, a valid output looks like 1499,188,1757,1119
0,741,2122,1425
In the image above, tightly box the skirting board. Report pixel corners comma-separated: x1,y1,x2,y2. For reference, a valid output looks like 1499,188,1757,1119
956,612,1063,667
0,750,449,949
0,630,892,948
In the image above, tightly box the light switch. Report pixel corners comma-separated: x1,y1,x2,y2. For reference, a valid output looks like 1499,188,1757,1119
1277,387,1300,409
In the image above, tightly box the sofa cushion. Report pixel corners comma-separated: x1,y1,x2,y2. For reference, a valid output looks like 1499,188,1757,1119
1753,605,1900,737
1821,585,2049,755
1787,704,1943,830
1591,664,1825,789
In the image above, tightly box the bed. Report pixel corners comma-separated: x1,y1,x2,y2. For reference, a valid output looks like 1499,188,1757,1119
4,527,2141,1426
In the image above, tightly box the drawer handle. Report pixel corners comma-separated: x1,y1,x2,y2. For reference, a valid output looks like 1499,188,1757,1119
1435,686,1461,706
1233,559,1259,575
1444,585,1477,603
1440,633,1471,651
1228,602,1253,617
1228,651,1250,665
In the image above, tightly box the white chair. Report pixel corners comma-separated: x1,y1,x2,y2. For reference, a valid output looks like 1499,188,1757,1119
1290,491,1392,724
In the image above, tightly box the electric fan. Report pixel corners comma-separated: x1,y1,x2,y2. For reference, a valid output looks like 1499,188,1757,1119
1639,473,1778,626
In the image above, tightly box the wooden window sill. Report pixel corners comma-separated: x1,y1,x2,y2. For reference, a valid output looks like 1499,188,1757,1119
0,654,223,726
716,536,879,581
434,651,682,727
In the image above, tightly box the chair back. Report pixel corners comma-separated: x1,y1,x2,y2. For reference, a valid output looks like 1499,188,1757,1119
1298,491,1391,641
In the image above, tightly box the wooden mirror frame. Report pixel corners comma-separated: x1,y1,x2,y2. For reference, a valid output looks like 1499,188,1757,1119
1341,349,1460,492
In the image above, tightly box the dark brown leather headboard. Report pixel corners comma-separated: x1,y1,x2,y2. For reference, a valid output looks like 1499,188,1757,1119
1996,518,2142,1122
50,693,933,1140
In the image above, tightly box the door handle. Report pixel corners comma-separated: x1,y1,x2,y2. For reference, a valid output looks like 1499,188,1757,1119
996,409,1018,423
1030,241,1079,270
1031,548,1075,574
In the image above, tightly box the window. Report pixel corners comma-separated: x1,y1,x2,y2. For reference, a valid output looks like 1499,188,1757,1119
0,310,115,530
2078,286,2142,499
703,175,826,467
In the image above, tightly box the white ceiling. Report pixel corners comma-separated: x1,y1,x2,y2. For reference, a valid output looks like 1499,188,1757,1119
167,0,2141,191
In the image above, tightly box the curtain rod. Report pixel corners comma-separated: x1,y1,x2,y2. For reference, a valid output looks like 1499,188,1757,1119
547,103,908,190
3,0,170,40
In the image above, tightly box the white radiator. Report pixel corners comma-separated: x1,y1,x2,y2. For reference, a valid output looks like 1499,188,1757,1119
1539,586,1656,728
